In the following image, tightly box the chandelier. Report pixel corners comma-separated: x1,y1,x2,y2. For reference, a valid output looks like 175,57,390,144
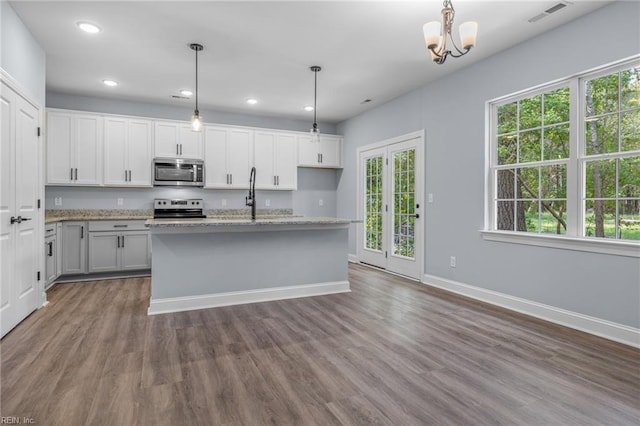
423,0,478,64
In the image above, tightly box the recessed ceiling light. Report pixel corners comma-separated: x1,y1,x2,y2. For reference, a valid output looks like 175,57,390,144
102,79,118,87
246,98,258,105
77,21,101,34
180,90,193,97
304,106,314,112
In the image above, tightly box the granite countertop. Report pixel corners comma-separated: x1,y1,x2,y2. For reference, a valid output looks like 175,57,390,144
45,209,153,223
44,208,295,223
145,216,351,227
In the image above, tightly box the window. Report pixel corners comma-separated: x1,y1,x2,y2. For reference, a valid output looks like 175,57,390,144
487,58,640,248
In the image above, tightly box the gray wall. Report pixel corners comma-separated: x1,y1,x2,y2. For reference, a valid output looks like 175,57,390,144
1,0,46,104
45,167,337,217
336,1,640,328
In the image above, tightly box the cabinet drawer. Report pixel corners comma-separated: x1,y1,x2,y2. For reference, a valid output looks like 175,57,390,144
45,223,57,236
88,220,147,232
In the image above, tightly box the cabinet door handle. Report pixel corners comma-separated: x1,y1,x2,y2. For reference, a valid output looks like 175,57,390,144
121,235,125,248
317,153,320,163
320,153,323,164
273,176,276,186
176,144,179,155
276,175,279,186
70,168,74,180
80,226,84,239
48,241,53,257
230,174,232,185
113,224,128,228
128,170,132,181
116,235,120,248
180,144,183,155
75,168,78,180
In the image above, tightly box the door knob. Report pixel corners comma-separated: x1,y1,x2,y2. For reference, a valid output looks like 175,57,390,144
413,214,420,219
10,216,21,224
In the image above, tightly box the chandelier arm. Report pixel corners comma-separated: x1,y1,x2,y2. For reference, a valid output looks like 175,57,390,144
447,46,470,58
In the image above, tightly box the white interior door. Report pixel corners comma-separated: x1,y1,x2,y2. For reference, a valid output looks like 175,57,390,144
1,80,40,337
358,135,423,280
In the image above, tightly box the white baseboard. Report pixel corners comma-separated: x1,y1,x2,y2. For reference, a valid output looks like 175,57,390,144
423,274,640,349
348,254,359,263
148,281,351,315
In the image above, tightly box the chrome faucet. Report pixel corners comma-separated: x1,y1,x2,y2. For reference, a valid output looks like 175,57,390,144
245,166,256,221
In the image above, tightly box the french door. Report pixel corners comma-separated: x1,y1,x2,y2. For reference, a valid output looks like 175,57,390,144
358,136,423,279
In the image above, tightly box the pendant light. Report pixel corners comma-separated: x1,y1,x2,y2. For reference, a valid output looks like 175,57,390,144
190,43,204,131
309,65,321,143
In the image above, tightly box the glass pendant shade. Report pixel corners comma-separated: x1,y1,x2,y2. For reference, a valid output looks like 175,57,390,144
458,21,478,50
423,21,441,49
191,110,202,132
310,126,320,143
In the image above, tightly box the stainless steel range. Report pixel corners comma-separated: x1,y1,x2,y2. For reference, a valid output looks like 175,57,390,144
153,199,206,219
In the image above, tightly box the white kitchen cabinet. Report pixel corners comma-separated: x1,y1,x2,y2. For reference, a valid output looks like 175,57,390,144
253,131,297,190
204,126,253,189
47,110,103,185
298,133,343,168
62,221,87,275
88,221,150,273
154,120,203,159
104,116,153,186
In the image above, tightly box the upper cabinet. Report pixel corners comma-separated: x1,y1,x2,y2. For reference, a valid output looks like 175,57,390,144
298,134,343,168
253,131,298,190
204,126,253,189
47,110,103,185
46,108,343,189
154,120,203,159
104,116,153,186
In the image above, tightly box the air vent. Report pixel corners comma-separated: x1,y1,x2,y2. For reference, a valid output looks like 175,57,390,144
545,3,567,14
528,1,571,23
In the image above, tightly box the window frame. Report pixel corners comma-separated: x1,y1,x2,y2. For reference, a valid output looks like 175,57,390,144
484,56,640,258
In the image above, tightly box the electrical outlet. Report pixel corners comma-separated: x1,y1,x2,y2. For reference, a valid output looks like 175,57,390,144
428,193,434,203
265,199,271,207
319,199,324,206
221,199,227,207
117,198,124,206
450,256,456,268
54,197,62,206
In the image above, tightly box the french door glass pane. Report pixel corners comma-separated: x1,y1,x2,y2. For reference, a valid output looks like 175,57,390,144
393,148,415,259
365,156,383,251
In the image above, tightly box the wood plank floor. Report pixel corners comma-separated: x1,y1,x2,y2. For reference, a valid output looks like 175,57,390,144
1,263,639,425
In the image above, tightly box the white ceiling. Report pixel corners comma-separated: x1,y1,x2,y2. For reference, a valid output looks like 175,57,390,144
10,0,611,124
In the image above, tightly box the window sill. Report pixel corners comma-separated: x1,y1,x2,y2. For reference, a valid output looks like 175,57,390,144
480,230,640,258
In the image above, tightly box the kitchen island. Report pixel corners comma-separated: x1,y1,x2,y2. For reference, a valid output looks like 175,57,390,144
145,217,350,314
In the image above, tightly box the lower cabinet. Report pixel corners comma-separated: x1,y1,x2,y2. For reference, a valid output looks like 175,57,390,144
44,223,60,288
62,221,87,275
88,220,150,273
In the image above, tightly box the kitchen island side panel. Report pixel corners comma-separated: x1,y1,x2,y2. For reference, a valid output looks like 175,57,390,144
150,227,348,300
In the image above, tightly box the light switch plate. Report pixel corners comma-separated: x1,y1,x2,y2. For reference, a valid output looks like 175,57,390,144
117,198,124,206
265,199,271,207
54,197,62,206
221,199,227,207
319,199,324,206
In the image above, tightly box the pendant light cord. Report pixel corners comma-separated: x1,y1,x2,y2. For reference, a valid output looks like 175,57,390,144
195,48,199,113
313,69,317,127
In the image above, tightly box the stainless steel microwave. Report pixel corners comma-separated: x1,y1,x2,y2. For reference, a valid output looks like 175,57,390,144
153,158,204,187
